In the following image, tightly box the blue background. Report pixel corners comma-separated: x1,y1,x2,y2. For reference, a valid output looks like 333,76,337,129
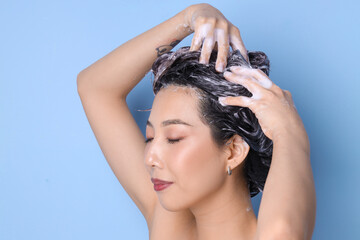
1,0,359,239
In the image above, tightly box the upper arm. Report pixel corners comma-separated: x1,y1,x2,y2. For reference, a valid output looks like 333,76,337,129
77,85,157,223
254,219,307,240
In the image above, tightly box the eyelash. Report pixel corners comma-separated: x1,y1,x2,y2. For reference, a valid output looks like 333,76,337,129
145,138,182,144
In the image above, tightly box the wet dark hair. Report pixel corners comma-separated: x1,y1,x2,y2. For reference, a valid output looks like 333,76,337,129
150,46,273,198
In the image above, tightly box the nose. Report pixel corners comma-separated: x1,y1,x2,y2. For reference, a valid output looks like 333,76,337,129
144,145,163,169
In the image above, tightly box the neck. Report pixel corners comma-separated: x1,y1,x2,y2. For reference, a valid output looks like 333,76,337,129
189,172,257,240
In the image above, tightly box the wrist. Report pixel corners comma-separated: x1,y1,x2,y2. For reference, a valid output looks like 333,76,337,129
182,5,195,33
272,127,310,154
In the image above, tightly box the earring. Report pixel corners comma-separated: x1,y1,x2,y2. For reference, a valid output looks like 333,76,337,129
227,166,232,175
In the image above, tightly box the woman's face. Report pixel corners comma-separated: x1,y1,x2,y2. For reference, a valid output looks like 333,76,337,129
144,85,228,211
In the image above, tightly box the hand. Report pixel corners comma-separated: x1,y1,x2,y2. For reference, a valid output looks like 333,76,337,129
218,66,309,144
185,3,248,72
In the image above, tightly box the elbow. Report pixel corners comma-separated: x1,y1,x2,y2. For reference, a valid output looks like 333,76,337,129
76,70,91,95
76,70,86,90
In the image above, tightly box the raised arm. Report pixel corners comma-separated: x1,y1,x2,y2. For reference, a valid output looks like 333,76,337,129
220,67,316,240
77,2,249,95
76,5,195,224
259,128,316,239
77,5,195,97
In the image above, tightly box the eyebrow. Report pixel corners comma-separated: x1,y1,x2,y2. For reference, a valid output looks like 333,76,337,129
146,119,194,128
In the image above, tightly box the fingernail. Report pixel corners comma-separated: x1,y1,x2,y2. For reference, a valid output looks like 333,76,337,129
218,97,228,106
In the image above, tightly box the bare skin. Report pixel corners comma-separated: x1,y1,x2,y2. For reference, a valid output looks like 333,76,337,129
77,3,316,240
144,86,257,240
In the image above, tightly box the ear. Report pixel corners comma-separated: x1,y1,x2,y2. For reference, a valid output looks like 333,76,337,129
224,135,250,172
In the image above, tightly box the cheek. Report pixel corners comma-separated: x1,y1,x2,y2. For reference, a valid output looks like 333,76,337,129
169,136,224,193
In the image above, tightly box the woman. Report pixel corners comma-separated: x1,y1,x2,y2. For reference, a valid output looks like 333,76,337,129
77,3,316,240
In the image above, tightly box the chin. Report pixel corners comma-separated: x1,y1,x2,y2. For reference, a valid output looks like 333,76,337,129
157,190,191,212
158,197,188,212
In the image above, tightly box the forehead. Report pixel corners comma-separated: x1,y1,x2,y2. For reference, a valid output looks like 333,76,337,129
149,85,201,124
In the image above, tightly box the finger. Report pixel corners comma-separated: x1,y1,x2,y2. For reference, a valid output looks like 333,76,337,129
218,95,253,108
200,37,215,64
230,39,248,63
190,22,214,51
214,28,230,72
224,71,259,94
230,66,273,90
229,27,249,63
190,32,204,51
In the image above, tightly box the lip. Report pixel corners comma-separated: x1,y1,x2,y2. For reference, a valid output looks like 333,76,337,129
151,178,173,191
153,183,173,191
151,178,173,184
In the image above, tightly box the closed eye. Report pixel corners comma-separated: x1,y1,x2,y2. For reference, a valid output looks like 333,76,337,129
167,138,182,144
144,138,182,144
